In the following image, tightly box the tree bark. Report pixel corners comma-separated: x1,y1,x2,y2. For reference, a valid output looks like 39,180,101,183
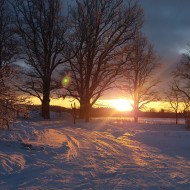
79,98,91,122
134,115,138,123
79,98,85,119
85,99,91,122
134,89,139,122
41,80,51,119
134,108,139,123
175,111,178,124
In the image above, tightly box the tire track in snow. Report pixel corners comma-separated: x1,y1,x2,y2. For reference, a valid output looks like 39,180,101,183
1,120,190,189
60,127,190,189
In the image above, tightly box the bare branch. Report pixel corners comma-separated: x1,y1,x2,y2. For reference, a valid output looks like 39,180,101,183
118,33,160,122
63,0,143,121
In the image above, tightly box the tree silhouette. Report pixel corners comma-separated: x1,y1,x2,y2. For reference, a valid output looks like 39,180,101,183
173,46,190,101
166,81,190,124
0,0,18,69
165,85,181,124
119,33,160,122
14,0,68,119
63,0,143,122
0,0,19,129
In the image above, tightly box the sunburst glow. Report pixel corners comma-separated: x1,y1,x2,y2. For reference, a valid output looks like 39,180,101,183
110,99,133,111
29,97,171,112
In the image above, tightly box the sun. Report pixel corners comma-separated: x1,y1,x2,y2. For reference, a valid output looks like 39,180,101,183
111,99,133,112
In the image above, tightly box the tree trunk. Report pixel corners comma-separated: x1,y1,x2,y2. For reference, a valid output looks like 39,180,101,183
175,111,178,124
79,98,85,119
134,108,139,122
42,98,50,119
41,80,50,119
133,78,139,122
79,98,91,122
134,115,138,123
85,100,91,122
133,100,139,123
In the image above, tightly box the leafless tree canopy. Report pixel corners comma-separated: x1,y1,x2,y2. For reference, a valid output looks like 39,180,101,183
0,0,20,129
171,46,190,124
0,0,18,69
119,33,160,122
165,80,190,124
173,47,190,101
165,85,181,124
13,0,67,119
63,0,143,121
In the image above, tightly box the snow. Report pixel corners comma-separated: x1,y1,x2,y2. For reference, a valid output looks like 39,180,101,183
1,113,190,189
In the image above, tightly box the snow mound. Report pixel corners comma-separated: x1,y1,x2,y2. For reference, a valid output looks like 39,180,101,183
28,111,74,123
0,152,25,174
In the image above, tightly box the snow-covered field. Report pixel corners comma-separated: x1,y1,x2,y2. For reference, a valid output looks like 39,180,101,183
1,112,190,189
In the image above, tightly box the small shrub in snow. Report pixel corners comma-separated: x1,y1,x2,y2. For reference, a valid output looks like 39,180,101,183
184,112,190,129
0,67,30,130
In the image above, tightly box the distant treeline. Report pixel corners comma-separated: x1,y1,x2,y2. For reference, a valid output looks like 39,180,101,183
28,105,185,118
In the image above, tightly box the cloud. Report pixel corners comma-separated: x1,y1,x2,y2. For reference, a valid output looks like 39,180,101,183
141,0,190,59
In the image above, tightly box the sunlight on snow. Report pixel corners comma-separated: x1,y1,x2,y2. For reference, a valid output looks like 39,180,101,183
1,119,190,189
0,153,25,174
29,129,68,148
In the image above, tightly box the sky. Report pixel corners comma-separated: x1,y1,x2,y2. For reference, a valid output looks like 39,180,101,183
28,0,190,110
98,0,190,102
67,0,190,74
62,0,190,102
140,0,190,74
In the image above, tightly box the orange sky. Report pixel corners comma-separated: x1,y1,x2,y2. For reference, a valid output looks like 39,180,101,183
30,97,173,112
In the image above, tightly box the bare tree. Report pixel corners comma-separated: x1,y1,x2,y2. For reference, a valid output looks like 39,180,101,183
0,67,14,130
172,47,190,125
173,46,190,100
13,0,68,119
165,85,181,124
0,0,18,69
63,0,143,122
0,0,19,129
166,80,190,125
119,33,160,122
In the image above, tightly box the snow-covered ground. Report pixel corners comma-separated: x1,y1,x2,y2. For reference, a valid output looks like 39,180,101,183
0,112,190,189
